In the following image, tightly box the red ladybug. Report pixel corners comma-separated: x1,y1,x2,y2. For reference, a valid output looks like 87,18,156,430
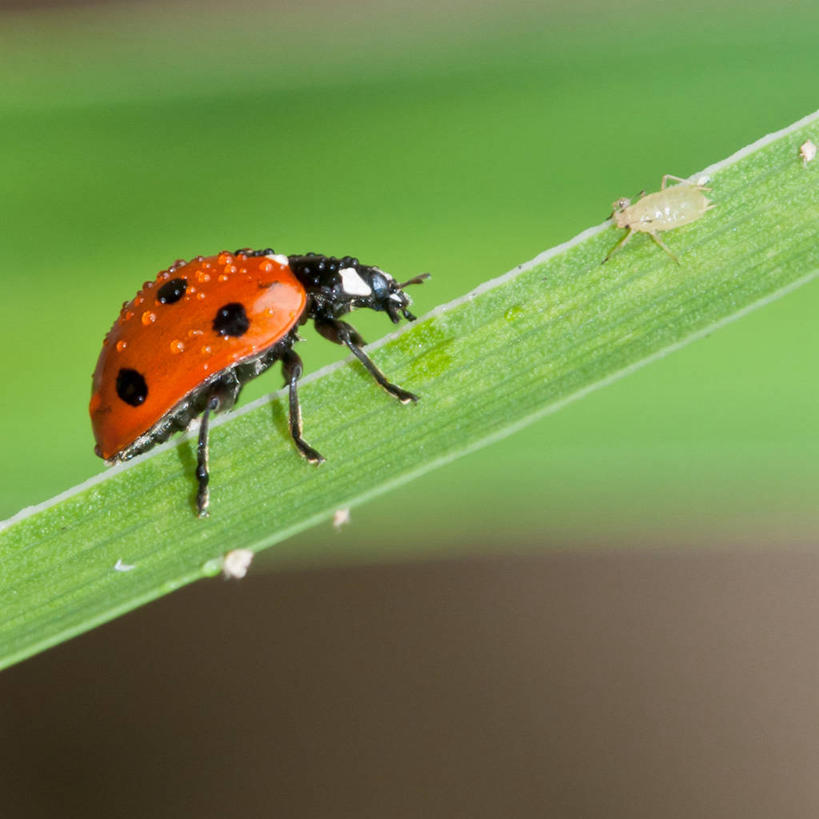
90,249,428,516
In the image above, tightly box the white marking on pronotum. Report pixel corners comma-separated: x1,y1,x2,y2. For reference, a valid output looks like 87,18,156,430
266,253,290,266
222,548,254,579
799,139,816,167
114,558,135,572
339,266,372,296
333,508,351,530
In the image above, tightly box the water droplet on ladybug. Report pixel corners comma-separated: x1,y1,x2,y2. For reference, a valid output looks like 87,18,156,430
217,252,234,266
201,345,213,356
169,339,185,354
196,269,211,284
116,339,128,352
142,311,156,325
259,260,273,273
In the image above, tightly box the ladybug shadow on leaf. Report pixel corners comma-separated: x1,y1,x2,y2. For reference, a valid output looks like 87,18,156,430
174,436,201,517
171,390,294,516
179,377,336,515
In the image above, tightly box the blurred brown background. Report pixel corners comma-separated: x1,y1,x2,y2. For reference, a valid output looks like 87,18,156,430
4,548,819,817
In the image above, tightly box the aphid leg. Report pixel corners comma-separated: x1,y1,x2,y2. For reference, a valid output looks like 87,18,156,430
281,348,325,464
648,232,680,264
661,174,689,189
603,228,634,263
196,394,220,518
315,318,419,404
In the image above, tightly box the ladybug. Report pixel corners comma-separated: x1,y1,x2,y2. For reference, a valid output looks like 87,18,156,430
90,249,428,517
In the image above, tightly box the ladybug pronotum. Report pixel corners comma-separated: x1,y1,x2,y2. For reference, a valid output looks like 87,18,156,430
90,249,429,517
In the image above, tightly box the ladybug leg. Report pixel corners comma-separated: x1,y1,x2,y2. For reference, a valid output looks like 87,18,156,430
196,374,242,517
281,348,326,465
196,395,219,518
314,318,418,404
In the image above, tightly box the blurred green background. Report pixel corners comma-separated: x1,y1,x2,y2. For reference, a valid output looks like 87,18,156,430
2,0,818,556
3,2,819,817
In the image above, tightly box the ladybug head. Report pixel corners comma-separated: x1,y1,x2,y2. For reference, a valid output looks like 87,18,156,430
289,254,429,323
364,267,430,323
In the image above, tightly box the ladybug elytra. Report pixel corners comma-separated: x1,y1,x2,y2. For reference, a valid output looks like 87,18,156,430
90,249,428,516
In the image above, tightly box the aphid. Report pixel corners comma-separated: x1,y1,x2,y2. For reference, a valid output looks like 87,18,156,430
90,249,429,517
604,174,713,263
799,139,816,167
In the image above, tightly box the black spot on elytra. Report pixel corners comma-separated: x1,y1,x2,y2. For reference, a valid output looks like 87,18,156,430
116,368,148,406
213,303,250,337
156,277,187,304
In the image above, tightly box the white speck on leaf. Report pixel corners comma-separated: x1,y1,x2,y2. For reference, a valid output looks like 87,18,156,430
114,559,135,572
799,139,816,167
222,548,254,579
333,508,351,530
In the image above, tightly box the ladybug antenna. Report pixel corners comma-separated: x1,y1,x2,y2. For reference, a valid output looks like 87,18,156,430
401,308,417,322
398,272,430,289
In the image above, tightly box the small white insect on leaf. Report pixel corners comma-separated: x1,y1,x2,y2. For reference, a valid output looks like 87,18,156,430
114,558,136,572
333,508,351,531
604,173,713,265
799,139,816,167
221,548,254,579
